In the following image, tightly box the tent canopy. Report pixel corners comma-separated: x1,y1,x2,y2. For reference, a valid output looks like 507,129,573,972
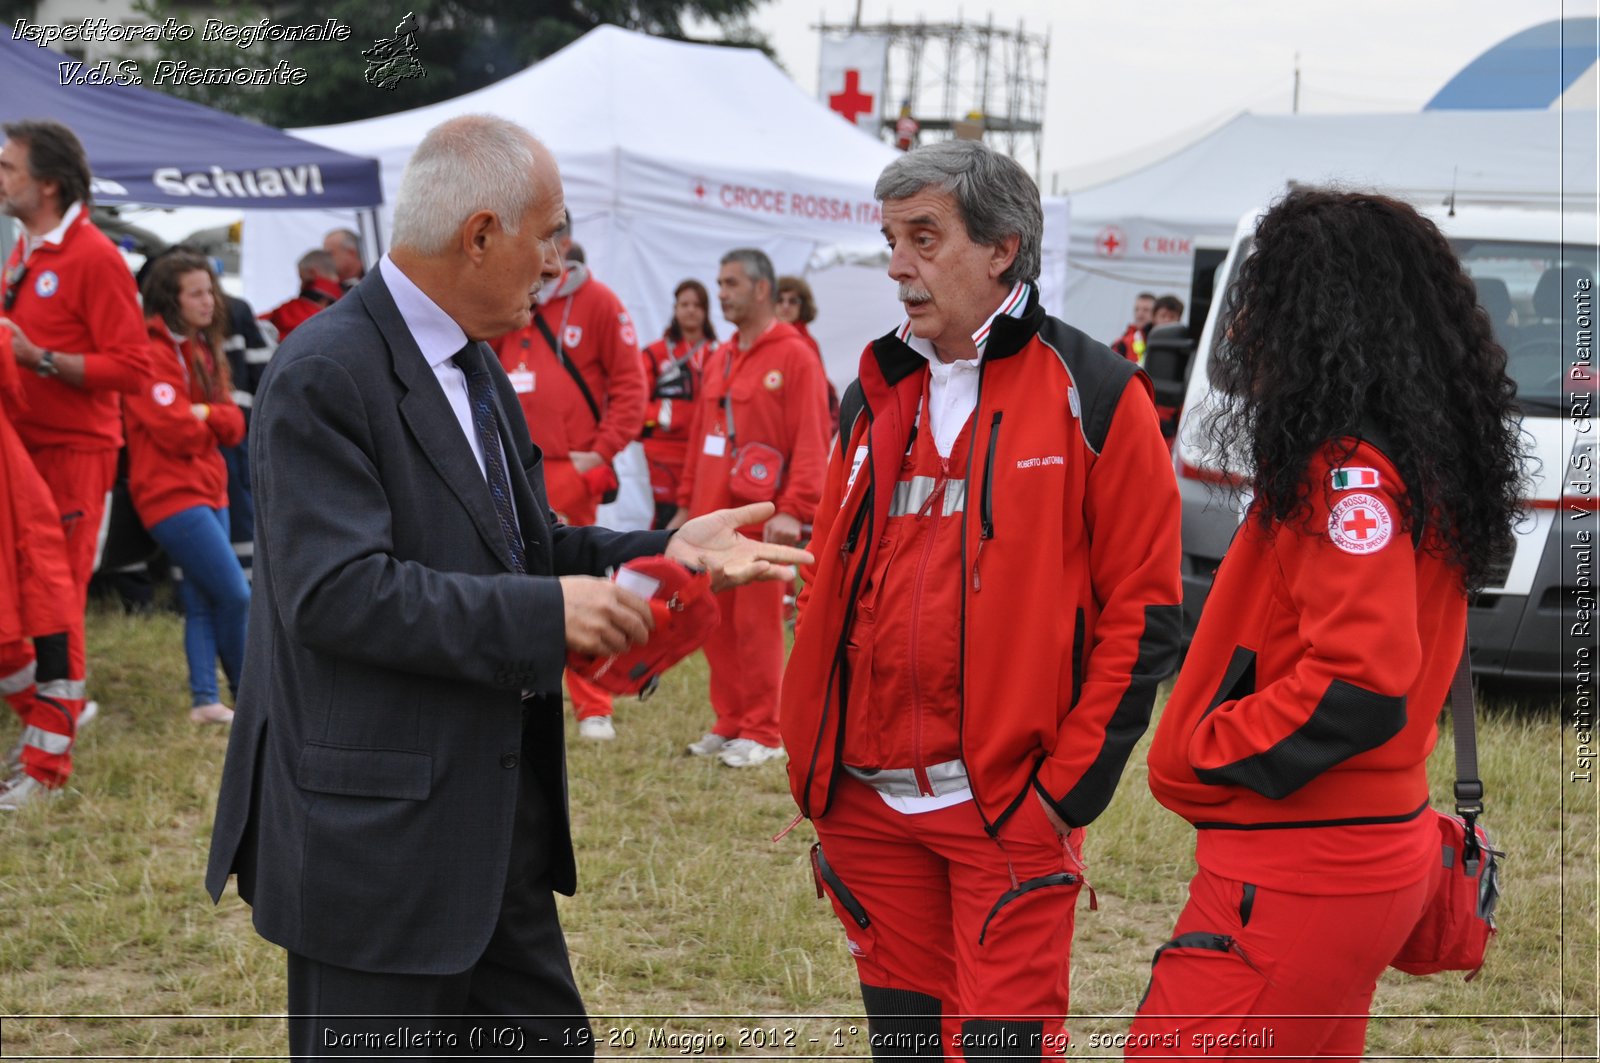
0,26,381,210
1064,109,1597,344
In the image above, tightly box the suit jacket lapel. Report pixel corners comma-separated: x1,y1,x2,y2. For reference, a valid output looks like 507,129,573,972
357,273,519,573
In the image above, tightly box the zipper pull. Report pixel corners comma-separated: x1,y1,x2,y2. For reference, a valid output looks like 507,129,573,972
972,538,985,591
772,810,806,843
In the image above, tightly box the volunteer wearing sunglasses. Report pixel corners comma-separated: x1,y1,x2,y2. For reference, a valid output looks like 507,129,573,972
1130,189,1524,1057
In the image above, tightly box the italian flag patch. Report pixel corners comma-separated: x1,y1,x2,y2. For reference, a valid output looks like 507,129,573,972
1331,466,1380,491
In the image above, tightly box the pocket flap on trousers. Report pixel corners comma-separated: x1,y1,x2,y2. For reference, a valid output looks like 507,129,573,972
296,744,433,800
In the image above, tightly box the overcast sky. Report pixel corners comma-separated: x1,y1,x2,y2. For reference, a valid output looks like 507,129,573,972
712,0,1598,187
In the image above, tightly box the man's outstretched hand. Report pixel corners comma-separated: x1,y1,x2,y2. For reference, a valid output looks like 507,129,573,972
666,502,814,591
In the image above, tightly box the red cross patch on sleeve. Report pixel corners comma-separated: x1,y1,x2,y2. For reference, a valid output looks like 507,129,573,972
1327,493,1393,554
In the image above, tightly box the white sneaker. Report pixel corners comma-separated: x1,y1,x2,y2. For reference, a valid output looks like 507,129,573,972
717,738,786,768
685,732,728,757
578,715,616,741
189,703,235,725
78,700,99,729
0,772,59,811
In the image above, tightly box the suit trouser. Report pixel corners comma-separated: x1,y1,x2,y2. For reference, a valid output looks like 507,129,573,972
701,578,784,747
288,710,591,1061
812,776,1083,1060
1126,864,1432,1060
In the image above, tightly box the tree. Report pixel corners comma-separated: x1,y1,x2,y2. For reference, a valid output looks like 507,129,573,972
124,0,771,127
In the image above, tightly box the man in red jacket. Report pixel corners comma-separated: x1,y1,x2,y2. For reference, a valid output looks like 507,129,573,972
259,249,342,341
0,120,150,801
672,248,830,768
491,213,645,740
780,142,1183,1058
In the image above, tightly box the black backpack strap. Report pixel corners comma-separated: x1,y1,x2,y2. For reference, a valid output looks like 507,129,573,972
1447,634,1484,865
838,378,867,444
533,311,602,425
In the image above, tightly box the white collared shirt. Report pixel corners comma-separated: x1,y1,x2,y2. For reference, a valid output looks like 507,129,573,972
377,255,488,480
896,281,1030,458
21,200,81,261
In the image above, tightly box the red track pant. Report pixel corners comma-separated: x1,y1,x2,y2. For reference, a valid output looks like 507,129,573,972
1,633,83,786
812,776,1084,1059
24,446,109,724
543,459,612,720
1127,865,1432,1060
701,577,784,747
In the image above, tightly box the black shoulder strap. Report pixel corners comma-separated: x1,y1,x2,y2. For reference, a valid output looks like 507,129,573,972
838,378,867,444
1447,635,1485,864
533,311,601,425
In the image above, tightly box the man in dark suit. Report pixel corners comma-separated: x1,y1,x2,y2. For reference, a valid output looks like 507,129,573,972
205,115,809,1059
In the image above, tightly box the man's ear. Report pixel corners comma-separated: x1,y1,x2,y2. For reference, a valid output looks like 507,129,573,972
460,210,498,263
988,233,1020,281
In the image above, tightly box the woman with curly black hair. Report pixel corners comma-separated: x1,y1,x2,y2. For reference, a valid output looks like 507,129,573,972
1129,188,1524,1058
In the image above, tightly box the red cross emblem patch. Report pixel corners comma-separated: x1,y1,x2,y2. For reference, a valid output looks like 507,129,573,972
1327,493,1392,555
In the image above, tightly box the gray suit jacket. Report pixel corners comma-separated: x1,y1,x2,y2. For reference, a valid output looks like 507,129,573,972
205,269,669,975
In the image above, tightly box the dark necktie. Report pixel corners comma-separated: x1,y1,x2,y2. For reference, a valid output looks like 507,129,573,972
452,342,527,573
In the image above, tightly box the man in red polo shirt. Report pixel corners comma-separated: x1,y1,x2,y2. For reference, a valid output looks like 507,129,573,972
672,248,830,768
0,120,150,804
491,212,645,741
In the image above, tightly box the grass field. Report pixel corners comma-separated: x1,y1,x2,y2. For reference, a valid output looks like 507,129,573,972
0,602,1595,1060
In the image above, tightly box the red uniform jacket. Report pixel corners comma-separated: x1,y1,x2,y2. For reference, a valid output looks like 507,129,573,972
677,320,830,524
490,264,645,464
124,318,245,528
2,205,150,451
260,277,342,341
0,331,75,644
640,336,711,498
783,290,1183,831
1148,441,1460,829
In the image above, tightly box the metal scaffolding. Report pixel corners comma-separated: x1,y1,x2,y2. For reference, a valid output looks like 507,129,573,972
816,16,1051,179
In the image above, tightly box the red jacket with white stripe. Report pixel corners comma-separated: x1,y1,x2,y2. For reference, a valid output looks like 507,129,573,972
3,206,150,451
783,287,1184,830
124,318,245,528
1147,440,1460,828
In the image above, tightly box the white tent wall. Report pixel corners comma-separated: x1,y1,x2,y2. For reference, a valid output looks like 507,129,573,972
1062,109,1598,346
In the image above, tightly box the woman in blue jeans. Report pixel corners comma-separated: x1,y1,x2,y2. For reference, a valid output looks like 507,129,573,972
127,252,249,724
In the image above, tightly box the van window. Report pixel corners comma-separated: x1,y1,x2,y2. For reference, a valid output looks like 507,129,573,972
1457,240,1591,414
1205,236,1588,414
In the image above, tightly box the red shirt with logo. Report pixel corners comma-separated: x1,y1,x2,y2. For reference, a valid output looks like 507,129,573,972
676,320,831,525
3,206,150,451
490,265,645,463
260,277,342,341
1147,440,1456,890
0,331,75,643
124,318,245,528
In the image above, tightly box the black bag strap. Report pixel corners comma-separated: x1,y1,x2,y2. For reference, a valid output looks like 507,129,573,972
533,311,602,426
1446,633,1485,864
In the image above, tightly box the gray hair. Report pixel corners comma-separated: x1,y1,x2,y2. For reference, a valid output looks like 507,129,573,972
297,249,337,279
874,140,1042,287
324,227,360,251
720,247,776,302
391,115,540,256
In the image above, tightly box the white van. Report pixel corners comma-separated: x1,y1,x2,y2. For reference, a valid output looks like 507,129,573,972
1172,200,1597,684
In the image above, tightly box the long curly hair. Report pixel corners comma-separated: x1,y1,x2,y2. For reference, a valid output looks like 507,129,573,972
140,250,231,403
1204,187,1525,591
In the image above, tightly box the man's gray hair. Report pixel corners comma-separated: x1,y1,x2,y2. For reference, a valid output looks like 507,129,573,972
391,115,541,256
720,247,776,302
874,140,1042,287
297,249,337,279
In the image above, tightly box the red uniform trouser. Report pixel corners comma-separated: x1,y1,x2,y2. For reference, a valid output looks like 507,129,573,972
813,776,1084,1060
542,458,611,719
26,445,115,696
2,633,83,786
1127,865,1432,1060
701,576,784,747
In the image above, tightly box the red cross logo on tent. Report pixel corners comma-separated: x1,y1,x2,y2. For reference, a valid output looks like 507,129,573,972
829,70,876,126
1096,226,1126,258
1328,493,1393,554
